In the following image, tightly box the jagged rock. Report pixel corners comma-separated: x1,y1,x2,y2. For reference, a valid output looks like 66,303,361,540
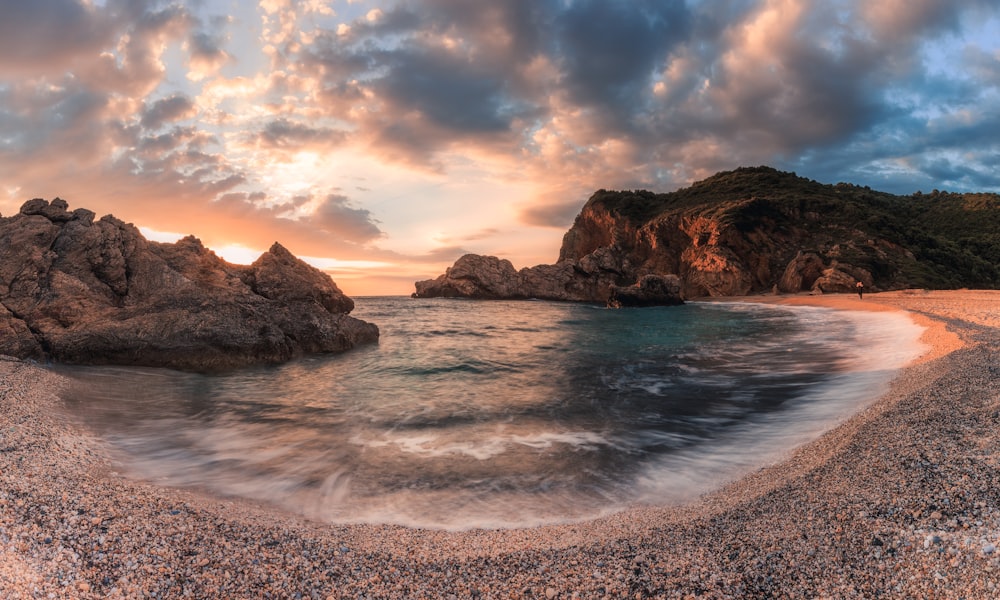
813,267,858,294
0,199,378,370
780,253,872,294
21,197,75,222
412,250,677,304
813,264,872,294
246,242,356,314
610,274,683,307
413,254,525,299
515,262,576,300
779,252,826,293
681,245,754,297
0,303,43,359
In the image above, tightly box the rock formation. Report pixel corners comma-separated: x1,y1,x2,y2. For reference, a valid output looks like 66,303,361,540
0,199,378,370
414,166,1000,302
412,249,647,303
609,274,684,307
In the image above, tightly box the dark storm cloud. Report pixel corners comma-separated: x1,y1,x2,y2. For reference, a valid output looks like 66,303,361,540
916,158,995,188
301,0,556,161
554,0,691,126
315,0,963,185
317,0,691,151
709,18,886,149
4,0,1000,263
371,0,552,66
373,47,518,135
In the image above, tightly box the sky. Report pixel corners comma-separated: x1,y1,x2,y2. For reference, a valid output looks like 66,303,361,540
1,0,999,296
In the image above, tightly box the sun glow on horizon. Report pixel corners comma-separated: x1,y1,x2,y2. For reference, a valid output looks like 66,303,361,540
139,225,412,295
4,1,999,297
211,244,265,265
138,227,186,244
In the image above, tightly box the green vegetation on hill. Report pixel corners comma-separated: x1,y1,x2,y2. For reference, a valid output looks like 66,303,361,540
587,166,1000,290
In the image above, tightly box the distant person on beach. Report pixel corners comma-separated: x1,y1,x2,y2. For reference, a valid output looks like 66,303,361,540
856,281,864,299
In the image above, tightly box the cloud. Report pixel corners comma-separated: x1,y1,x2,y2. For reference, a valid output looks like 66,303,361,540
861,0,965,44
554,0,691,128
0,0,113,74
430,228,503,246
964,46,1000,87
283,0,1000,218
187,20,232,81
0,81,112,166
248,118,349,152
311,194,384,243
519,200,586,229
405,245,470,265
697,0,887,148
3,0,1000,294
141,95,197,129
376,48,514,135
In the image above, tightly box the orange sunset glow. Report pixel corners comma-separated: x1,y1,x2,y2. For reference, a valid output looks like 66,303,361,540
2,1,999,295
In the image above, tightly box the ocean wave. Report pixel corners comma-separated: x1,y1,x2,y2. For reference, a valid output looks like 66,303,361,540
58,297,926,529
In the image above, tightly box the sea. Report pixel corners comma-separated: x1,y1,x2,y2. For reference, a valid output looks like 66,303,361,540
58,297,925,530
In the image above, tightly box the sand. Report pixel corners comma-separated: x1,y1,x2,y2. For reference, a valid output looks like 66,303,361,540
2,289,999,598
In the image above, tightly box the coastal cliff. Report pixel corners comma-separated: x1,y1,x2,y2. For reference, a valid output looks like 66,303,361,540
0,199,378,370
415,167,1000,303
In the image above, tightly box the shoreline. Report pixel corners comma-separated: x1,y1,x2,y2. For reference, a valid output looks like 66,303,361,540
2,290,999,598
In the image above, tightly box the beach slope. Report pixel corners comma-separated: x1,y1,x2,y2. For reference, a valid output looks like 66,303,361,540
2,290,998,598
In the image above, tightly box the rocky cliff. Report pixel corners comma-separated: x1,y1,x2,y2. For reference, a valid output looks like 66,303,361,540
0,199,378,370
414,166,1000,302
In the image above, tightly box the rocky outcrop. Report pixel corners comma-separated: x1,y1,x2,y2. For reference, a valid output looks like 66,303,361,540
416,166,1000,302
610,274,683,307
0,199,378,370
412,255,525,299
412,246,669,304
779,252,873,294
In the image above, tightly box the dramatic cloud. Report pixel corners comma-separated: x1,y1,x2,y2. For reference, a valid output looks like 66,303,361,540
2,0,999,294
141,95,197,129
0,0,113,74
249,119,349,153
311,194,383,243
555,0,691,127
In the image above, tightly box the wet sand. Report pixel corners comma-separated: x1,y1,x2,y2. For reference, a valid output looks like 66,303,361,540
2,289,999,598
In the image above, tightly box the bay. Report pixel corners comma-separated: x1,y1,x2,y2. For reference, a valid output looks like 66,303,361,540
59,298,924,529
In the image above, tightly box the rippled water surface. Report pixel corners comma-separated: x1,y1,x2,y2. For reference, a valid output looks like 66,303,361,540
61,298,924,529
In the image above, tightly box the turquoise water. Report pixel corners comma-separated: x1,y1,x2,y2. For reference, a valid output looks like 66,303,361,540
60,298,924,529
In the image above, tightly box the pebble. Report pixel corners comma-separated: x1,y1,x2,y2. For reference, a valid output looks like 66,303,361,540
2,290,999,599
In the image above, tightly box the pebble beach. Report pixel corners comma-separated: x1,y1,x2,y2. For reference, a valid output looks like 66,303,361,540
2,289,999,599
